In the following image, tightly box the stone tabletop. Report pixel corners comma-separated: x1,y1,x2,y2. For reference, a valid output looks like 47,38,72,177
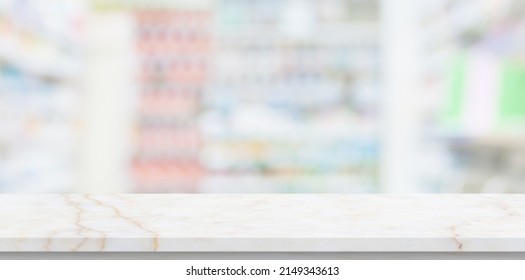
1,194,524,252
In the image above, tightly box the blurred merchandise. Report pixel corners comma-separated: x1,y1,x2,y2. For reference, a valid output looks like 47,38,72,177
2,0,525,194
132,10,212,193
418,0,525,193
201,0,381,193
0,0,85,192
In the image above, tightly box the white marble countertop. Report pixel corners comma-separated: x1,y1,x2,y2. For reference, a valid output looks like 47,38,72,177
1,194,525,252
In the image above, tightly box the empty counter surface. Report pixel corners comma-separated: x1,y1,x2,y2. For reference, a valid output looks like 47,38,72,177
0,194,524,252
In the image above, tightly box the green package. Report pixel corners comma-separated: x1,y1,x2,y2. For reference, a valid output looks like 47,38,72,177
500,60,525,125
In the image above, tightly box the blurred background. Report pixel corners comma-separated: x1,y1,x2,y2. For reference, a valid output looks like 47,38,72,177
0,0,524,193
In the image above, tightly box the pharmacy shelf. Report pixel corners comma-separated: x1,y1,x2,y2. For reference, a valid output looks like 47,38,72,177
0,0,85,193
213,22,380,46
415,0,525,193
0,44,80,83
200,174,377,193
200,0,382,193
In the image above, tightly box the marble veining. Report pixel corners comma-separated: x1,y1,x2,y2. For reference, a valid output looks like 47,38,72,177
1,194,525,252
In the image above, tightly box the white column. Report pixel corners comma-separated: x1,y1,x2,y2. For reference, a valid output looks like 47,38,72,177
379,0,422,193
77,12,137,193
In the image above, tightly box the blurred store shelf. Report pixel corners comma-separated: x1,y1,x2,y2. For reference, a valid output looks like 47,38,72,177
4,0,524,194
0,0,85,193
417,0,525,193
